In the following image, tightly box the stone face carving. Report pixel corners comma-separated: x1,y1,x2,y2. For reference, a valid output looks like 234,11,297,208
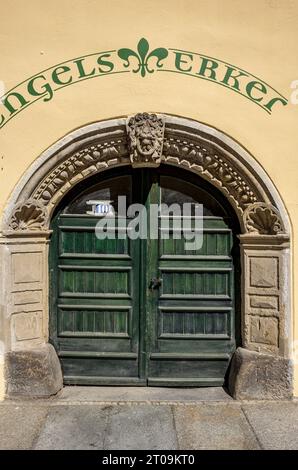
8,199,48,231
244,202,285,234
162,135,258,212
33,137,128,205
127,113,165,167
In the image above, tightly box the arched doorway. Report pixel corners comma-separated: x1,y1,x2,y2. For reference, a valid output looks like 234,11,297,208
49,165,241,385
0,113,292,398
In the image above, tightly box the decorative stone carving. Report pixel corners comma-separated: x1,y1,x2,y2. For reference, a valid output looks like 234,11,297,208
239,234,290,357
243,202,285,234
33,137,128,205
26,116,279,227
7,199,48,231
0,115,291,399
126,113,165,167
162,135,258,212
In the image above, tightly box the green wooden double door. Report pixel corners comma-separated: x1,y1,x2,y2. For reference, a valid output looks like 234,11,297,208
50,166,239,386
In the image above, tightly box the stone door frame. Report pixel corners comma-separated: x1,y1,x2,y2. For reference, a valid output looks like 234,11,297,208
0,114,292,398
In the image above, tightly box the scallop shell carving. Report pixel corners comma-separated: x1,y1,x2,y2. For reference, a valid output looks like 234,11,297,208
8,199,48,231
244,203,284,235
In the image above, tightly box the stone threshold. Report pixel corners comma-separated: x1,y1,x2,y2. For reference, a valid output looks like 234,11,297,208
1,386,297,405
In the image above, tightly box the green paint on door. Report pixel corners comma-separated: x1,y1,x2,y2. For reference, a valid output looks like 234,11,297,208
49,166,239,386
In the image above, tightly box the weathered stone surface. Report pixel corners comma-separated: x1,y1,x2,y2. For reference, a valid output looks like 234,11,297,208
174,404,260,450
249,256,278,288
2,400,298,450
104,405,177,450
12,311,43,341
34,405,110,450
0,405,48,449
242,402,298,450
250,316,279,346
58,385,232,402
5,343,63,397
239,234,290,357
228,347,293,400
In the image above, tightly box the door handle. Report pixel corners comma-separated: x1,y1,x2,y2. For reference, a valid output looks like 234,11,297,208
149,277,162,290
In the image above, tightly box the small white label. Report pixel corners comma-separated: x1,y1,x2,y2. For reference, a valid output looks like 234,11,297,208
86,200,114,216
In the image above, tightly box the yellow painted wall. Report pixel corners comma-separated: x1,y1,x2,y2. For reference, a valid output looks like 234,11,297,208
0,0,297,396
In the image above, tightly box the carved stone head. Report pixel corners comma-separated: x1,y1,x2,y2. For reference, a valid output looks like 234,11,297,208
126,112,165,167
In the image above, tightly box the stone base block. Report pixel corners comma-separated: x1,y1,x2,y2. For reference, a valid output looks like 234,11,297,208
5,343,63,398
228,347,293,400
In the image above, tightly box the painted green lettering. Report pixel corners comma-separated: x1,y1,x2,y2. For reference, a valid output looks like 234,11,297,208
27,75,53,102
73,58,96,78
52,66,72,85
2,92,29,115
0,113,5,126
246,81,267,102
197,58,218,80
221,66,248,90
97,53,114,73
174,52,193,72
263,96,288,112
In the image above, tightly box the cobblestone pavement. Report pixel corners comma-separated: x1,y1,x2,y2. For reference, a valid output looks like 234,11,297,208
0,387,298,450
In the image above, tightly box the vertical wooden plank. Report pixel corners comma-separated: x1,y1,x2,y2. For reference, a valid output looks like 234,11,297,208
195,312,205,334
86,310,95,333
95,310,104,334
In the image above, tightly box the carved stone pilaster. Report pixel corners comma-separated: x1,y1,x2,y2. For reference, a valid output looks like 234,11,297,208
127,113,165,167
243,202,285,235
239,234,290,357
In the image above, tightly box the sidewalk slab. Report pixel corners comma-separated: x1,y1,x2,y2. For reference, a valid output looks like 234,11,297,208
34,403,177,450
0,405,48,450
34,405,110,450
174,404,260,450
104,404,177,450
1,398,298,450
242,402,298,450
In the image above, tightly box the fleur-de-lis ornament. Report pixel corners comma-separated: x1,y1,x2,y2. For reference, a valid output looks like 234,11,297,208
118,38,168,77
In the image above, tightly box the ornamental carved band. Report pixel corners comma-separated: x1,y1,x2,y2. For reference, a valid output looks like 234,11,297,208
4,115,287,237
162,136,258,211
33,137,128,206
7,199,48,231
126,113,165,167
243,203,285,235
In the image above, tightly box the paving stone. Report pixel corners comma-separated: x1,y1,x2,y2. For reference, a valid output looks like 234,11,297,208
174,404,260,450
0,404,48,449
34,405,111,450
104,404,177,450
2,399,298,450
242,402,298,450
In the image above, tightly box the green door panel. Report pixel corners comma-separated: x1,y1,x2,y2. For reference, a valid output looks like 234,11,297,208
49,166,239,386
50,176,143,384
146,169,236,385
